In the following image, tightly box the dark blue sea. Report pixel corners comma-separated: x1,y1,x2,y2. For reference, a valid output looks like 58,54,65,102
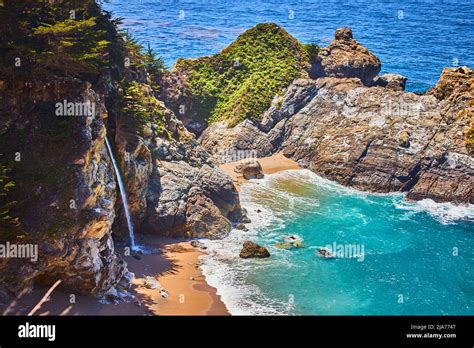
104,0,474,91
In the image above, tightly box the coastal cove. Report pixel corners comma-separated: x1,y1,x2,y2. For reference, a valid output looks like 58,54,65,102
205,160,474,315
0,0,473,319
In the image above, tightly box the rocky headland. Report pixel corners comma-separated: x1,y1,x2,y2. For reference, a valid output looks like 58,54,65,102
165,25,473,204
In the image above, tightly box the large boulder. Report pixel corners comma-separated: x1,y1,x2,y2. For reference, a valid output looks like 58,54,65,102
199,120,275,163
239,241,271,258
143,161,244,239
311,27,381,86
235,159,264,179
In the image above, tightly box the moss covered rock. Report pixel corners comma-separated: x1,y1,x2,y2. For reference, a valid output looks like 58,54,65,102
161,23,311,128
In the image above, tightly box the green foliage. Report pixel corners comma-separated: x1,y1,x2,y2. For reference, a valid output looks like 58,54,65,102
0,0,115,80
121,31,143,65
0,162,20,234
143,42,167,77
303,42,320,63
32,17,110,75
121,34,167,87
174,23,310,126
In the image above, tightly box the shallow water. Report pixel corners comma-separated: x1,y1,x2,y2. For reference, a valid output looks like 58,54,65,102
200,170,473,315
104,0,474,92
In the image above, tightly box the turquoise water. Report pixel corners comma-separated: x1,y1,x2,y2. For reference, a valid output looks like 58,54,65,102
103,0,474,91
201,170,474,315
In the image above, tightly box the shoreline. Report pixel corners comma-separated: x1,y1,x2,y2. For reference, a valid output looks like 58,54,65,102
220,152,302,191
0,237,228,316
0,153,301,316
130,238,229,316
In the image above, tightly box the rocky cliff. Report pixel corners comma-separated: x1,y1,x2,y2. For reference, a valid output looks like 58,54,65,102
0,0,244,302
114,82,245,239
0,5,472,304
191,27,473,204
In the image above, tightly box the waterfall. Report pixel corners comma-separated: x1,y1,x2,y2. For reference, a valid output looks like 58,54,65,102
105,136,137,251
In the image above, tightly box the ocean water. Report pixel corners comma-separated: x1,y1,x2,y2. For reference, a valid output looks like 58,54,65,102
102,0,474,315
103,0,474,91
200,170,474,315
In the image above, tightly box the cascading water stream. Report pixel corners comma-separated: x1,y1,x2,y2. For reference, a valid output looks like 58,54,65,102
105,136,137,251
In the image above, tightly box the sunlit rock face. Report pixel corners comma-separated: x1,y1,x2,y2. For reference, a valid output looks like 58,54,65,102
114,84,246,239
196,42,473,204
310,27,381,86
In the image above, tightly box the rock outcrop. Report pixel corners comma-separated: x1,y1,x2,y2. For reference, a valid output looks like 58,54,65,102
239,241,271,258
235,160,264,179
196,34,474,204
0,79,127,299
374,73,408,91
114,83,246,239
311,27,381,86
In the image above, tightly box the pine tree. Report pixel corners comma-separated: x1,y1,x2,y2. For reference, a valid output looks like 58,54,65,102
32,16,110,76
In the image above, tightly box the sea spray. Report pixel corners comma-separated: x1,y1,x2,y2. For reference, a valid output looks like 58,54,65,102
104,136,137,251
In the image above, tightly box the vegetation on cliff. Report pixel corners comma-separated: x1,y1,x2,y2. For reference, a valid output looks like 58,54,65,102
121,81,170,140
0,162,21,242
0,0,110,80
0,0,168,242
171,23,314,127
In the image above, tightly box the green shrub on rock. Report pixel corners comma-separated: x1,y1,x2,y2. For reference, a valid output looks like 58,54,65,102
172,23,311,127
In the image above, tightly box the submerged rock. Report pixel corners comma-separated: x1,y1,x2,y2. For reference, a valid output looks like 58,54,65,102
239,241,271,258
235,223,249,231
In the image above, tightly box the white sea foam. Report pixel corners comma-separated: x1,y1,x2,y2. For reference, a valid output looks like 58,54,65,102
394,198,474,224
200,169,473,315
285,169,474,225
199,174,300,315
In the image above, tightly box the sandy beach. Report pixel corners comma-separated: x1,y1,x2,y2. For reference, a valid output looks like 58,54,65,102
129,238,229,316
0,236,228,316
220,152,302,190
